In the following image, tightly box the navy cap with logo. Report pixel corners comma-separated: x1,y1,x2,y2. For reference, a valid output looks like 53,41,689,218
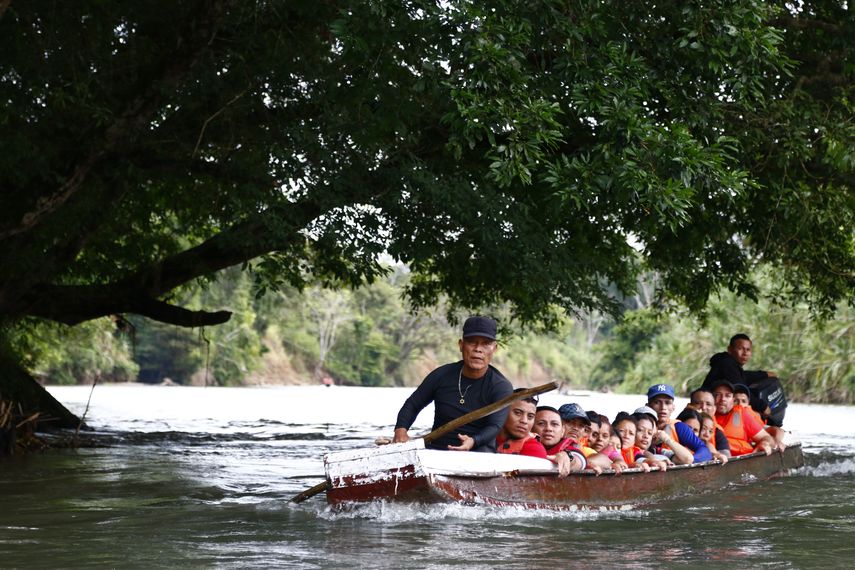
462,316,497,341
646,383,676,400
558,403,591,425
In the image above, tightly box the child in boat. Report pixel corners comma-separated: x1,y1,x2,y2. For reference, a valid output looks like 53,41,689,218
734,384,766,424
613,413,651,472
588,414,626,474
698,412,731,462
633,411,673,470
587,412,607,452
699,412,721,451
584,411,601,448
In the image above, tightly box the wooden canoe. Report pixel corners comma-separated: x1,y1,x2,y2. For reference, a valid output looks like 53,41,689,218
324,439,805,510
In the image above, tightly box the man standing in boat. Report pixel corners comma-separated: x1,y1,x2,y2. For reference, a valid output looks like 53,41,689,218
393,316,514,452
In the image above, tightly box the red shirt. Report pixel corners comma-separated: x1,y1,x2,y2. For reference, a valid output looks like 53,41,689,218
496,435,548,458
545,437,575,455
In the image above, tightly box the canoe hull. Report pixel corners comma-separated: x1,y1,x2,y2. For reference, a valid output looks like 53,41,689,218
325,440,805,510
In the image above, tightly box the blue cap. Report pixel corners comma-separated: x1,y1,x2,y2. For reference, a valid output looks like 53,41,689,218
462,316,497,340
647,383,676,400
558,403,591,424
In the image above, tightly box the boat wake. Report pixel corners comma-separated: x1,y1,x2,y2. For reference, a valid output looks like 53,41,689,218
803,457,855,478
314,500,647,522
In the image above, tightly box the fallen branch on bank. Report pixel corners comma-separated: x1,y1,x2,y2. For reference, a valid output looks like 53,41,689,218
0,398,48,455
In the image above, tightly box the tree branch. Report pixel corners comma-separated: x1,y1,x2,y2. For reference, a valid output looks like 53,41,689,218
125,201,320,298
23,284,232,327
12,199,323,326
134,299,233,327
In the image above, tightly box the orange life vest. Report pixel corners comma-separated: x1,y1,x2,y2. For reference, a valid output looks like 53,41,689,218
716,406,755,456
660,418,679,451
745,406,765,426
621,445,642,467
497,432,537,455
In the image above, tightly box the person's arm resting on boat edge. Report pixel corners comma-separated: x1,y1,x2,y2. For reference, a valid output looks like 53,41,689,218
393,372,441,443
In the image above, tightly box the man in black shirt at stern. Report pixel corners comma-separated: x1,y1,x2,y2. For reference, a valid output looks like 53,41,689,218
393,316,514,452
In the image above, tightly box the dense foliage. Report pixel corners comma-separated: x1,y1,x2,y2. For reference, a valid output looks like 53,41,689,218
0,1,851,334
1,2,852,423
25,268,854,403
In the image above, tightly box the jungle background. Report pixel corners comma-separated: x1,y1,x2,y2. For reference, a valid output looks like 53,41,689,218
14,265,853,403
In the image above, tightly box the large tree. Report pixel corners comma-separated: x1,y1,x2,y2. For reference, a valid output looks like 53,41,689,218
0,1,852,426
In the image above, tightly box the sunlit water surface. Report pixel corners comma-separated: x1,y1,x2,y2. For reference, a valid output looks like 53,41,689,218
1,385,854,568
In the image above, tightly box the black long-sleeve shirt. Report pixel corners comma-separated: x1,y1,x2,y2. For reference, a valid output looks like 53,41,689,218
702,352,768,390
395,361,513,452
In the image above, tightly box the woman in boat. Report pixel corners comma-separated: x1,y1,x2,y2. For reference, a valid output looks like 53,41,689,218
677,407,702,436
591,415,626,474
674,408,714,463
613,414,651,472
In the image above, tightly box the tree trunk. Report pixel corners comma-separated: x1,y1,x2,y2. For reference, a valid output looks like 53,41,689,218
0,354,83,431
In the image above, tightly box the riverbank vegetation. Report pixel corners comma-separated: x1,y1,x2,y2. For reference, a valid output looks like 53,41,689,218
16,267,854,403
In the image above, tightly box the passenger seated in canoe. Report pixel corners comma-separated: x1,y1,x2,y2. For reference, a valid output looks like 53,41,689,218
688,388,731,461
613,413,651,472
631,410,672,470
583,413,625,474
531,405,587,475
558,403,616,473
677,407,701,437
711,380,782,456
645,384,712,465
496,394,547,458
393,316,513,452
734,384,764,424
674,408,714,463
702,334,787,428
585,412,605,451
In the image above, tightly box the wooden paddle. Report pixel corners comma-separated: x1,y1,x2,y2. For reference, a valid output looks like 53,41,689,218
290,380,559,503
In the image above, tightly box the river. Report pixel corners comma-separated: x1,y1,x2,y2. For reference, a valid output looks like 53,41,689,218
1,384,854,568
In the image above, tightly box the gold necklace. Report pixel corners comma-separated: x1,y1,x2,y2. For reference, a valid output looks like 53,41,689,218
458,369,472,405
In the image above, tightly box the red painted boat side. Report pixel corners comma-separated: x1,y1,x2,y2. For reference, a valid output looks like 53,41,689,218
326,444,804,510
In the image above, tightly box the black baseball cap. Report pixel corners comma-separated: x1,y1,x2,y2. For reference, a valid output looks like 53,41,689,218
462,316,497,340
710,379,735,392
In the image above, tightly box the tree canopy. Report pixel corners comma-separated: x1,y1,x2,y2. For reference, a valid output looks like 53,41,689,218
0,0,852,337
